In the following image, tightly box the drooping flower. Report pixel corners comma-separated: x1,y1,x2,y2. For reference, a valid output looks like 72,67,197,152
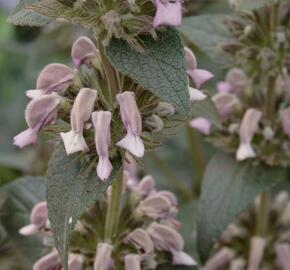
212,93,240,119
94,243,113,270
92,111,113,181
61,88,97,155
19,202,48,235
184,47,214,89
147,223,196,266
190,117,211,135
26,64,75,99
236,108,262,161
14,95,60,148
116,91,144,158
153,0,182,28
71,36,99,69
125,254,142,270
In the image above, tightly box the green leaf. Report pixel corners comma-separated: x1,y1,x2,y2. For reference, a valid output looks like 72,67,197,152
191,98,221,128
46,143,122,270
106,29,191,118
0,177,45,265
179,15,234,64
197,152,288,262
239,0,276,11
8,0,53,26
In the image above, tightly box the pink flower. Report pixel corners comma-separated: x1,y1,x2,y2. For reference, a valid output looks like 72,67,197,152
281,107,290,138
68,254,85,270
147,223,196,266
26,64,74,99
94,243,113,270
92,111,113,181
188,87,207,102
131,175,156,198
184,47,214,89
61,88,97,155
116,91,144,158
190,117,211,135
153,0,182,28
125,254,141,270
71,36,99,69
248,237,266,270
19,201,48,235
212,93,239,119
33,249,61,270
125,228,154,254
275,243,290,270
236,108,262,161
14,95,60,148
203,248,235,270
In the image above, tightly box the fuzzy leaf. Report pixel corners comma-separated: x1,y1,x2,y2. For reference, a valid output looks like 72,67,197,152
46,142,122,270
191,98,221,128
240,0,276,10
180,15,234,64
8,0,53,26
0,177,45,265
197,152,288,262
106,29,191,118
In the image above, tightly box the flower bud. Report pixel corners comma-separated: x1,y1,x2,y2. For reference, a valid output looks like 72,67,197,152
236,108,262,161
132,175,156,198
19,201,48,235
189,87,207,102
154,102,175,117
144,114,164,132
275,243,290,270
94,243,113,270
33,249,61,270
281,107,290,139
71,36,99,68
26,64,74,99
68,254,84,270
190,117,211,135
125,228,154,254
217,81,234,93
116,91,144,158
125,254,141,270
61,88,97,155
92,111,113,181
230,259,246,270
203,248,235,270
248,237,266,270
153,0,182,28
14,95,60,148
212,93,239,118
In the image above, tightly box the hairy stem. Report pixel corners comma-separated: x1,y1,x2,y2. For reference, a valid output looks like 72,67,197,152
105,170,123,241
256,192,269,236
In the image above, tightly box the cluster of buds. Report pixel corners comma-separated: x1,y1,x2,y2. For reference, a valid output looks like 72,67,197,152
19,174,196,270
13,36,181,181
190,1,290,166
28,0,183,48
203,192,290,270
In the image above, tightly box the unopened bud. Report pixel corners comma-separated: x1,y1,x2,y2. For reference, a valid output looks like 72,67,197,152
155,102,175,117
144,115,164,132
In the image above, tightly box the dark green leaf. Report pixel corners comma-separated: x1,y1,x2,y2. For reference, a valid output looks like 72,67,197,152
8,0,53,26
197,152,288,261
179,15,234,64
191,98,221,128
0,177,45,265
46,142,122,270
106,29,191,118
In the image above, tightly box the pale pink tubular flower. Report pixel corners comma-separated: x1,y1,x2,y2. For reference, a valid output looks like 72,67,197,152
189,86,207,102
116,91,144,158
236,108,262,161
33,249,61,270
280,107,290,138
14,95,60,148
147,223,196,266
92,111,113,181
190,117,211,135
125,254,142,270
125,228,154,254
248,237,266,270
26,64,74,99
19,201,48,235
68,254,85,270
203,248,235,270
184,47,214,89
94,243,113,270
212,93,239,119
71,36,99,68
275,243,290,270
153,0,182,28
61,88,97,155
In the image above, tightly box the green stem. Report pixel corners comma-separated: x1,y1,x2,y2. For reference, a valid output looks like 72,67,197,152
256,192,269,237
264,75,276,120
105,170,123,241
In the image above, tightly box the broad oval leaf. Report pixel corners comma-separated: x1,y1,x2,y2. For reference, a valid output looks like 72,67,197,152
197,152,288,262
8,0,53,26
106,29,191,118
180,15,234,64
46,142,122,270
